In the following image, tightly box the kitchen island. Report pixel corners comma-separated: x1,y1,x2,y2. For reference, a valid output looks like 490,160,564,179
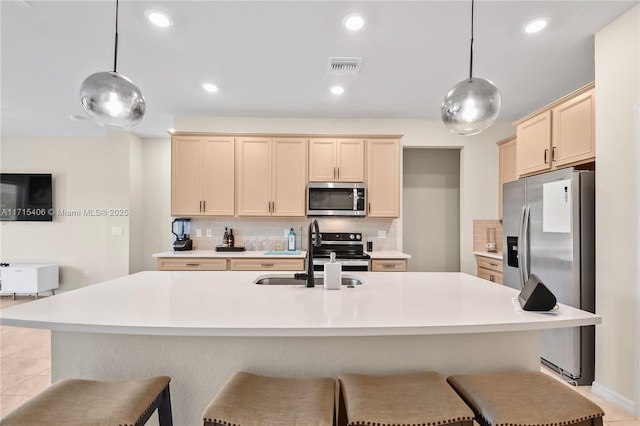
0,271,600,425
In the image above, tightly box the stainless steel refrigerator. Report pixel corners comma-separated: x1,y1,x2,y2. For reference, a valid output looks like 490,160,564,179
503,167,595,385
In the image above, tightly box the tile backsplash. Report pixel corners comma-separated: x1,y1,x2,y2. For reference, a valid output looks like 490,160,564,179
185,217,398,251
473,220,503,253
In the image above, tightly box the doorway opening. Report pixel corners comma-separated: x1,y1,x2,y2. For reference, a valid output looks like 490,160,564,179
402,148,460,272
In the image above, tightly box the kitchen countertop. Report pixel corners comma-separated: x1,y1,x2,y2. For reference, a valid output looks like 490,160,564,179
366,251,411,259
153,250,306,258
473,251,503,260
0,271,599,337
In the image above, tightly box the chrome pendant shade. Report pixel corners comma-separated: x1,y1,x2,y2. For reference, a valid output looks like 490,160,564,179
441,77,501,136
441,0,501,136
80,72,145,129
80,0,145,129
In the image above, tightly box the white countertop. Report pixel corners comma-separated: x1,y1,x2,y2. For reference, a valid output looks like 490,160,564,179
153,250,306,259
0,271,599,337
473,251,503,260
365,251,411,259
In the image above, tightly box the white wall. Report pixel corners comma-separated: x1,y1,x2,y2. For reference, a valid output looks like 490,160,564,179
171,117,514,274
594,4,640,415
403,148,460,272
140,138,172,272
0,134,133,291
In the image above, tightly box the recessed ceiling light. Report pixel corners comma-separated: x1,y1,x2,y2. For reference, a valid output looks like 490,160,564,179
69,114,87,121
330,86,345,95
202,82,219,93
343,13,365,31
524,18,548,34
145,10,173,28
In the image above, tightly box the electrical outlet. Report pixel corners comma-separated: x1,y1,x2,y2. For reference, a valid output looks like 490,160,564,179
206,229,213,237
195,229,202,237
378,230,387,238
284,229,290,237
111,227,123,236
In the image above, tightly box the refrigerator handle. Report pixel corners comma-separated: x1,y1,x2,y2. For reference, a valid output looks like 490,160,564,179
518,205,526,288
522,205,531,286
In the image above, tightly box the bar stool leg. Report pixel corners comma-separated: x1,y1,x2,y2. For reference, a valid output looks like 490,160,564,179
157,386,173,426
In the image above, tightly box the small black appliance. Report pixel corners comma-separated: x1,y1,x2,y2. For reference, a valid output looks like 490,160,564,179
172,218,193,251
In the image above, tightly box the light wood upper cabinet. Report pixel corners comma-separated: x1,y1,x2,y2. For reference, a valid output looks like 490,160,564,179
551,87,595,167
497,136,517,220
171,136,234,216
366,139,400,218
271,138,307,216
309,138,364,182
236,137,307,217
516,110,552,177
514,82,595,178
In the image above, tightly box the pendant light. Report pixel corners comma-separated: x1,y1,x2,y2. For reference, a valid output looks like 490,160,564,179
441,0,501,136
79,0,145,129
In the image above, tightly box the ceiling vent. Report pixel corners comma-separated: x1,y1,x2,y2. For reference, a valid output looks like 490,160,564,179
328,57,362,75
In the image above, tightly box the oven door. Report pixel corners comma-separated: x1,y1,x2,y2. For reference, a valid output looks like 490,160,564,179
307,183,366,217
313,259,370,272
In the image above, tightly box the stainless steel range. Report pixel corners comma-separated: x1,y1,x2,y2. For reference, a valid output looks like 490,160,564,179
312,232,370,271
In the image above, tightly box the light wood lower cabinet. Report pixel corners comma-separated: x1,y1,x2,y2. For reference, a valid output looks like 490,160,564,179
157,257,305,271
371,259,407,272
157,258,228,271
476,256,503,284
229,258,304,271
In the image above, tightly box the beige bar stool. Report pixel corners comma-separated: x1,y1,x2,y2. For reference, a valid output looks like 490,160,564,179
338,372,475,426
202,371,337,426
0,376,172,426
447,371,604,426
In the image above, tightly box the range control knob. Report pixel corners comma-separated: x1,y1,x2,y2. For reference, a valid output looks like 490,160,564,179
349,234,355,240
356,234,361,240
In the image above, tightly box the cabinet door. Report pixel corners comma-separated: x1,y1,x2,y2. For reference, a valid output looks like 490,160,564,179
202,137,235,216
552,88,595,167
367,139,400,217
236,137,271,216
229,258,305,271
308,138,337,181
498,136,517,220
371,259,407,272
516,111,552,177
272,138,307,216
171,136,203,216
336,139,365,181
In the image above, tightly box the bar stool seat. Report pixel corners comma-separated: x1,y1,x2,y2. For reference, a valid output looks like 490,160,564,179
447,371,604,426
202,371,337,426
339,371,475,426
0,376,172,426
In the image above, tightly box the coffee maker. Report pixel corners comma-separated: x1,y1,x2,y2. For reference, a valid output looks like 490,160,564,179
172,218,193,251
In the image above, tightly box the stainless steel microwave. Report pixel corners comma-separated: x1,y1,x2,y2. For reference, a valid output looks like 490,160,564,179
307,182,366,217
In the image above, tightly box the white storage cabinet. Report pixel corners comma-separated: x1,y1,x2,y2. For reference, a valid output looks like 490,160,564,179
0,264,59,298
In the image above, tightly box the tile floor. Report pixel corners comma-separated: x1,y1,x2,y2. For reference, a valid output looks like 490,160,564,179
1,295,639,424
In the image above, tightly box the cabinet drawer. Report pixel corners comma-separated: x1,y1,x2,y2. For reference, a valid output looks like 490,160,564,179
157,258,227,271
477,256,503,273
477,267,503,284
371,259,407,272
229,258,304,271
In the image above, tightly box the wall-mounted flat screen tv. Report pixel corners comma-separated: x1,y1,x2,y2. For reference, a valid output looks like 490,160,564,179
0,173,53,221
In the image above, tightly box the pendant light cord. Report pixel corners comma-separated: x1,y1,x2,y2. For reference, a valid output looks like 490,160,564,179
113,0,119,73
469,0,474,80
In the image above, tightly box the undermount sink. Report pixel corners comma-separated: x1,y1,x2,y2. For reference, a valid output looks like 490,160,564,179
253,274,363,287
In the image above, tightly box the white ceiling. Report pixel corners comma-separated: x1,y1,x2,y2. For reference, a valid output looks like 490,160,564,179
1,1,637,139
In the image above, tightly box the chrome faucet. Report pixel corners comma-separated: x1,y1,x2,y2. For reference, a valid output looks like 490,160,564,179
294,219,321,287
